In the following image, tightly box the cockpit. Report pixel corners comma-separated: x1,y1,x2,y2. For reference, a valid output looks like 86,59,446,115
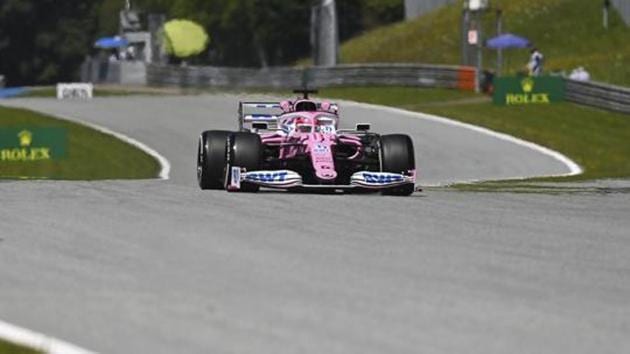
280,113,337,136
294,100,317,112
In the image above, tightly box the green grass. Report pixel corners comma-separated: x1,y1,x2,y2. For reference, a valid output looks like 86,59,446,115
319,86,630,181
449,181,630,194
340,0,630,86
0,339,42,354
321,86,480,106
0,106,160,180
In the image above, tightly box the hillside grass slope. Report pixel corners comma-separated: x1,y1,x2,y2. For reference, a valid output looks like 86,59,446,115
341,0,630,85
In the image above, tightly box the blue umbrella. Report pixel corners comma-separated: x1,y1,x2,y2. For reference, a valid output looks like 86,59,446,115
94,36,128,49
486,33,530,49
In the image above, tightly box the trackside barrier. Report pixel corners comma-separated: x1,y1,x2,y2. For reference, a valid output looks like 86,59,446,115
146,63,630,114
565,79,630,114
146,64,477,91
457,67,476,91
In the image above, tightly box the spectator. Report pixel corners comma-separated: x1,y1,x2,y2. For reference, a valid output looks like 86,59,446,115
569,67,591,81
126,46,136,61
481,70,495,94
108,50,119,62
527,47,544,76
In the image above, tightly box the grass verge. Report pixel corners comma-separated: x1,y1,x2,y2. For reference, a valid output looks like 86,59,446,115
319,86,630,181
0,105,160,180
0,339,42,354
446,181,630,194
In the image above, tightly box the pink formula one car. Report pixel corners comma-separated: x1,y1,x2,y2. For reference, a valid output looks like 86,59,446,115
197,90,417,196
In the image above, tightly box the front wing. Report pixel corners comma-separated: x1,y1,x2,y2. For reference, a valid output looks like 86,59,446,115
227,167,416,191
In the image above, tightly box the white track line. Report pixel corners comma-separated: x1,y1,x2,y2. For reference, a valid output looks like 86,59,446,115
16,109,171,180
77,119,171,180
0,320,95,354
343,101,583,183
0,108,167,354
2,105,171,180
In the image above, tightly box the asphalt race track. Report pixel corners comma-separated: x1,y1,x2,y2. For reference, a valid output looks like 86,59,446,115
1,96,629,354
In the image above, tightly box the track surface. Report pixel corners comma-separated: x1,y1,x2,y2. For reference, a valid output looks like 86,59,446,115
1,96,629,354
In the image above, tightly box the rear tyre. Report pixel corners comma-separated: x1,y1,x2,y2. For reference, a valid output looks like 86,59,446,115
198,130,230,190
380,134,415,196
226,132,263,192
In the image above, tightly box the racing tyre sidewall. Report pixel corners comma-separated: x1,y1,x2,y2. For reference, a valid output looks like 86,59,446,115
198,130,230,190
380,134,415,196
226,132,263,192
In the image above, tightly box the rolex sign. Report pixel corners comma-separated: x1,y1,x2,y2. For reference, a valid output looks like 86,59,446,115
0,128,67,162
493,76,566,106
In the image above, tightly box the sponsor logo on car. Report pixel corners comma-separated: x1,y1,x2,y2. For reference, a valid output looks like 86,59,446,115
362,173,404,184
313,143,329,154
246,171,289,183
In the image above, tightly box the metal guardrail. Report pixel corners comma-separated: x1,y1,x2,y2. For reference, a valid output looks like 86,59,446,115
565,79,630,114
146,62,630,114
146,63,476,91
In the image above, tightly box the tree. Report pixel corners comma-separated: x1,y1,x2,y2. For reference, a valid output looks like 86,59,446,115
0,0,103,85
135,0,402,67
0,0,404,85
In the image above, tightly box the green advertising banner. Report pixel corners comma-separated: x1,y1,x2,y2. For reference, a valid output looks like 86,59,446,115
0,127,67,162
493,76,566,106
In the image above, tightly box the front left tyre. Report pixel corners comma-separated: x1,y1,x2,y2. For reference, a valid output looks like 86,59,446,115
198,130,230,190
226,132,263,193
379,134,416,196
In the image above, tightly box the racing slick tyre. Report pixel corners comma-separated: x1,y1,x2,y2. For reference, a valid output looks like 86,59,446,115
226,132,263,193
380,134,415,196
198,130,230,190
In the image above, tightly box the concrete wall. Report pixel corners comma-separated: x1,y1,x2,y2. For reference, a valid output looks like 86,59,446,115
81,59,147,85
146,63,475,90
404,0,455,20
611,0,630,25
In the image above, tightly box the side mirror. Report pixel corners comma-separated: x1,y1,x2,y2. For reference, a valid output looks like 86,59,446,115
252,122,268,130
356,123,371,132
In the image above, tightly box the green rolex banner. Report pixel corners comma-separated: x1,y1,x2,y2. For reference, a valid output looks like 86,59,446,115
493,76,565,106
0,127,67,162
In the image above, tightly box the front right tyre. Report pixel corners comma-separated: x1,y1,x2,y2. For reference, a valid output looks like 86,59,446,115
379,134,416,196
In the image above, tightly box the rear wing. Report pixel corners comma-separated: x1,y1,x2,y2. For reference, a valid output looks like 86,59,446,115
238,102,282,131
